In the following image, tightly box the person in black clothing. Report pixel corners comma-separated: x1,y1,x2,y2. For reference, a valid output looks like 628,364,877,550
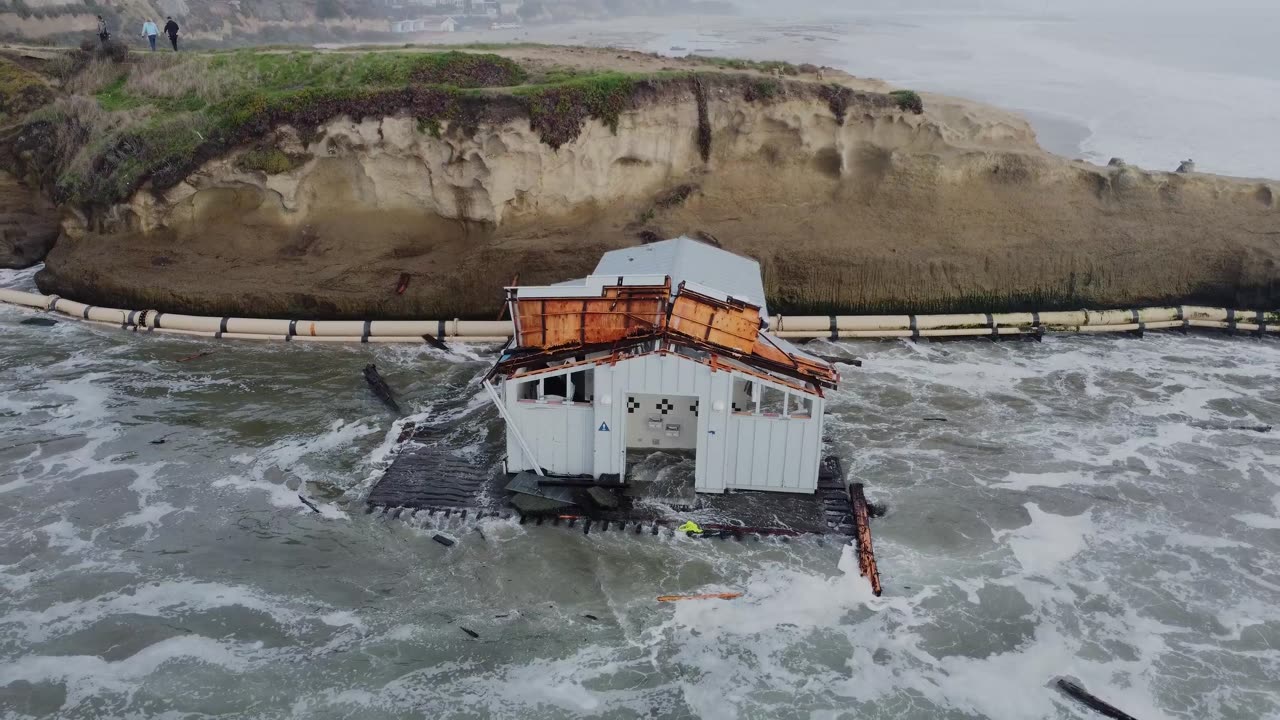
96,15,110,45
163,17,180,51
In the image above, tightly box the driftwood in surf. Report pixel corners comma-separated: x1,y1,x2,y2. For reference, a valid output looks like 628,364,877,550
850,482,882,597
421,333,449,352
177,350,214,363
656,592,742,602
362,364,401,414
1054,677,1139,720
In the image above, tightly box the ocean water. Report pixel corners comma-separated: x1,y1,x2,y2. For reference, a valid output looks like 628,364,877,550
813,5,1280,177
2,265,1278,718
508,3,1280,178
4,6,1279,715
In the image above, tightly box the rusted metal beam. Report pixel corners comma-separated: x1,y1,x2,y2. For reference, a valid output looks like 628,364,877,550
849,483,882,597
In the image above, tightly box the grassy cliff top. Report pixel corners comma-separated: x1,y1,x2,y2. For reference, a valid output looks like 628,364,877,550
4,44,918,210
0,56,53,123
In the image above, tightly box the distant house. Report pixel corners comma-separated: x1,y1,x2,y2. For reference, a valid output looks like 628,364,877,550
390,15,458,32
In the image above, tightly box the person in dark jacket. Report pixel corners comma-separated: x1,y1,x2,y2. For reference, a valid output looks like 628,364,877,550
163,17,180,51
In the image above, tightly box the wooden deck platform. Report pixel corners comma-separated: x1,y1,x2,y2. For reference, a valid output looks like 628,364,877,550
366,425,855,537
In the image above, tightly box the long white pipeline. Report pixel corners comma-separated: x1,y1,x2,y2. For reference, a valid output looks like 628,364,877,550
2,287,1277,343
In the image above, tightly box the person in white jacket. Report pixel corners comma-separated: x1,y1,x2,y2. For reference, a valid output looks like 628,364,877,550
141,19,158,51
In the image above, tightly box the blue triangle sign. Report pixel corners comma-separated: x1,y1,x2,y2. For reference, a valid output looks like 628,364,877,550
598,422,610,432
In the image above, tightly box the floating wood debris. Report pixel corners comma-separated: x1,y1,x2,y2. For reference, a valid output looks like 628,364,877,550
362,363,401,414
421,333,449,352
657,592,743,602
177,350,214,363
459,627,479,639
432,533,455,547
1054,677,1139,720
298,495,321,513
850,483,882,597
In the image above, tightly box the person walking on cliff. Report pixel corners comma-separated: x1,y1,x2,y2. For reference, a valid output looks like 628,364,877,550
141,18,158,51
163,16,180,51
96,15,110,45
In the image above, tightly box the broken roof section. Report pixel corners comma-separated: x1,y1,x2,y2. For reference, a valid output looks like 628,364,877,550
502,238,838,390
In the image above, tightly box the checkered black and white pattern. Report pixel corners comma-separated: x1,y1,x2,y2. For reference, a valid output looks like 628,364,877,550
656,399,675,415
626,397,641,414
690,400,699,417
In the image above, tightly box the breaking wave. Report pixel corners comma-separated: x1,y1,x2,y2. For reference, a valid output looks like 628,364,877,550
2,298,1278,717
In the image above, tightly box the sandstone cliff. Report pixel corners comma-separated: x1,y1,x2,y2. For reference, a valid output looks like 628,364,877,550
8,46,1280,318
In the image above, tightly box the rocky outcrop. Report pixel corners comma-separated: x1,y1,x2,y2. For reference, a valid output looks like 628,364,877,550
26,70,1280,318
0,171,60,270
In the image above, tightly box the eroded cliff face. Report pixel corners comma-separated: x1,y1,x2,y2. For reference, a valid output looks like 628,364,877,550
0,171,59,270
37,83,1280,319
117,83,1032,231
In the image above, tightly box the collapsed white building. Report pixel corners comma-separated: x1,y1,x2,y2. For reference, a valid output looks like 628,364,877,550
484,238,839,495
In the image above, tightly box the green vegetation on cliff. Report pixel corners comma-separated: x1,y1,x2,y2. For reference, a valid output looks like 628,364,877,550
0,58,53,123
6,47,910,211
516,73,636,148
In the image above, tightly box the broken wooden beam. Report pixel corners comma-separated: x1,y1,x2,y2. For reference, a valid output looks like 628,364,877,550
421,333,449,352
177,350,214,363
657,592,743,602
849,482,882,597
362,363,401,414
1054,678,1138,720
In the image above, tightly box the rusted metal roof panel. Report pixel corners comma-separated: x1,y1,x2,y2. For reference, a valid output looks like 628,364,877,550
511,283,668,350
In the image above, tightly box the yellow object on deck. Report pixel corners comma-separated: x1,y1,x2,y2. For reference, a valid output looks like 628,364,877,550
677,521,703,534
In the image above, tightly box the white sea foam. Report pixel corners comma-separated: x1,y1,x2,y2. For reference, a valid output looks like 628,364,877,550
1234,493,1280,530
0,579,338,643
999,504,1094,577
3,316,1278,717
0,635,262,712
0,263,41,291
217,418,377,510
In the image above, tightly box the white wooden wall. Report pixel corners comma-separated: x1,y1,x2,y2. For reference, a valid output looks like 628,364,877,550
504,399,595,476
504,353,824,493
